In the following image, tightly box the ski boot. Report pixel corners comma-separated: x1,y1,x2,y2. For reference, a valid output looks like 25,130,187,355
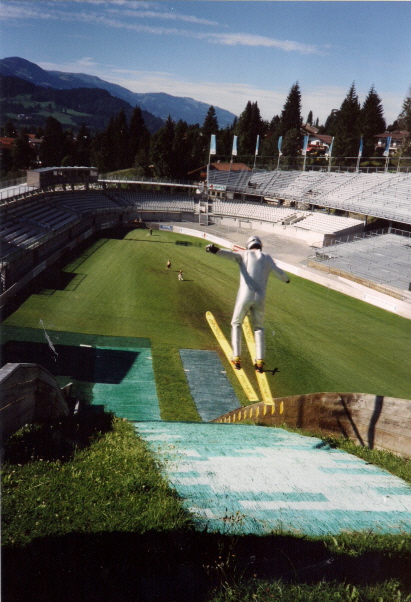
231,356,241,370
255,359,265,374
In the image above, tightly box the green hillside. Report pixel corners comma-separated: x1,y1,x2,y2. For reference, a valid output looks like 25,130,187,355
0,74,164,132
3,229,411,412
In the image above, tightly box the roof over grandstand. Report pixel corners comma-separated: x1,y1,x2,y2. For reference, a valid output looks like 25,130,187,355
188,162,252,179
29,166,98,173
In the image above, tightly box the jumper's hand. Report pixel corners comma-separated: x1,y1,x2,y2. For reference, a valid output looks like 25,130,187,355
206,244,219,254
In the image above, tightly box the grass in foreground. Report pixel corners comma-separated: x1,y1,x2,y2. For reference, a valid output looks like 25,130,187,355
209,578,411,601
2,417,411,601
2,414,191,547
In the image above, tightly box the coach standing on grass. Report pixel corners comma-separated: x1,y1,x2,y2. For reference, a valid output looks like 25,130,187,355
206,235,290,373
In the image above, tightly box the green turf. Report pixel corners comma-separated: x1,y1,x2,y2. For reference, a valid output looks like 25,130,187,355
2,228,411,404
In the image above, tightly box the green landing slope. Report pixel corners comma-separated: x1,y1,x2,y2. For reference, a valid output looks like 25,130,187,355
2,229,411,405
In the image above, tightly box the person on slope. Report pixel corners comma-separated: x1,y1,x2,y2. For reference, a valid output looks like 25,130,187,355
206,235,290,373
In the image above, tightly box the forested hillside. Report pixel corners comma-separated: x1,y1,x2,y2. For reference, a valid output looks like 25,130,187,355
0,75,163,134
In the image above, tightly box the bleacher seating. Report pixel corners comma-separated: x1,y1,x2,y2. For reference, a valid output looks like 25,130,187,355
52,191,121,213
217,171,411,225
295,213,363,234
212,199,304,223
113,190,195,212
1,176,409,298
313,232,411,290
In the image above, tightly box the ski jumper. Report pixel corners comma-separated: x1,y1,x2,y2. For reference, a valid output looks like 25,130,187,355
217,248,289,360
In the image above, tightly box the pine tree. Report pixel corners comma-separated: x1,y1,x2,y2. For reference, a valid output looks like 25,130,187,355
41,116,66,166
280,82,302,136
129,107,150,165
172,120,191,179
12,132,31,170
306,110,313,125
150,115,175,178
61,129,76,167
321,110,339,136
397,90,411,156
3,119,17,137
260,115,281,160
76,124,92,166
360,85,386,157
236,101,264,156
112,109,130,170
333,83,361,161
218,122,236,157
282,128,301,167
201,106,219,163
91,130,111,173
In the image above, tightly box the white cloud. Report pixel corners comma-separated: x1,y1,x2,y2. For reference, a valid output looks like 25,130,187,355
39,57,98,71
204,32,324,55
1,1,324,56
106,6,222,27
105,70,404,124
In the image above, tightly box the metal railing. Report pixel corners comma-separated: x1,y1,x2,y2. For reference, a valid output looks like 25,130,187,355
99,174,199,189
0,176,27,189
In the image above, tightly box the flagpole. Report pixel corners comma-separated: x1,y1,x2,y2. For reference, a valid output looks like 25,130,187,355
384,154,389,173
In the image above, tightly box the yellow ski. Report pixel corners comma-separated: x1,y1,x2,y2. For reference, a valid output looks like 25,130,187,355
242,316,274,405
206,311,259,403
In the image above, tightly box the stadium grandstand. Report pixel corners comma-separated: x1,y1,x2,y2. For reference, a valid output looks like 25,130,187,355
1,167,410,303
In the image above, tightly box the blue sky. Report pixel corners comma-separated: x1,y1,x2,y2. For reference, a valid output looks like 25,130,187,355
1,0,410,125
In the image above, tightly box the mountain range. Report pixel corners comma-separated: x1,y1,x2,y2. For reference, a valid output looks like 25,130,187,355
0,57,237,129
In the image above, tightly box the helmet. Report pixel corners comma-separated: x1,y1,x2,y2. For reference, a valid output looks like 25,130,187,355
246,235,262,250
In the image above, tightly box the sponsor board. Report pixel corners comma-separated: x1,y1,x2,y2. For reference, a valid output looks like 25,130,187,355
208,184,226,191
363,293,398,313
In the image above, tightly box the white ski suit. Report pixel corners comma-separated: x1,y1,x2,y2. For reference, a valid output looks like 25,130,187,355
216,248,289,360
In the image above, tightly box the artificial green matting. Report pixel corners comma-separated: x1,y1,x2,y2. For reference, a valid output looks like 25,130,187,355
1,326,160,421
137,421,411,537
179,349,240,421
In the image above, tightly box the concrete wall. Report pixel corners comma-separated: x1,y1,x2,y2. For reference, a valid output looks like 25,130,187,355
0,363,69,447
213,392,411,459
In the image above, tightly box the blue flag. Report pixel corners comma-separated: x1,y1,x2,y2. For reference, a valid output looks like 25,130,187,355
278,136,283,156
383,136,391,157
210,134,216,155
302,135,309,156
325,137,334,158
232,135,238,156
358,137,363,157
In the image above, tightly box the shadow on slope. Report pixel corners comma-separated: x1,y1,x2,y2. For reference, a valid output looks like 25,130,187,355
3,529,411,601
